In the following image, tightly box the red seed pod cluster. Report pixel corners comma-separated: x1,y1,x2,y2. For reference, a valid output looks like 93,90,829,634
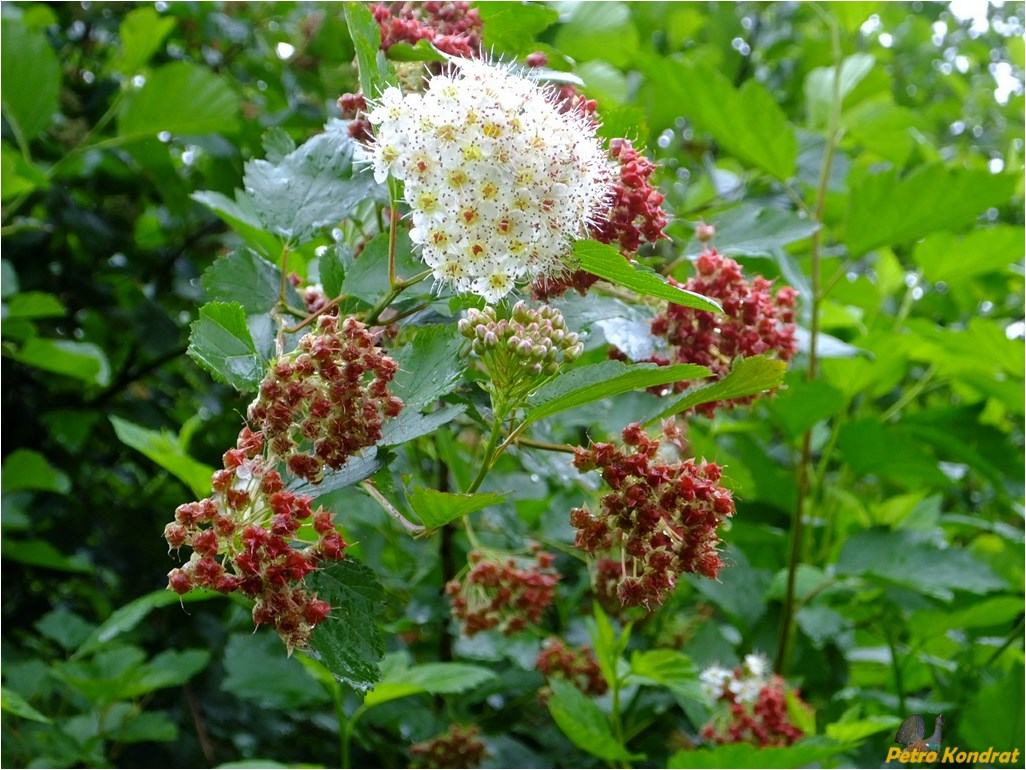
370,2,482,58
699,656,806,747
337,92,372,142
533,138,668,300
535,637,608,697
247,315,402,484
592,138,669,255
570,422,734,608
445,550,560,636
164,427,346,653
647,249,798,416
410,724,488,769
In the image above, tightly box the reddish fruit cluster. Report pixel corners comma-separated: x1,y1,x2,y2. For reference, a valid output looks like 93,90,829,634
247,315,402,484
533,138,668,300
445,550,560,636
371,1,482,58
337,92,372,142
701,670,805,747
647,249,797,415
570,422,734,608
410,724,488,769
164,427,345,652
592,138,669,254
536,637,608,697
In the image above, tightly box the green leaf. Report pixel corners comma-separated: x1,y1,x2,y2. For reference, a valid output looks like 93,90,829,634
187,302,265,392
381,403,468,447
1,449,70,494
290,450,387,498
525,361,710,425
1,20,61,140
825,714,901,743
76,589,216,657
385,39,448,62
3,291,65,320
190,190,282,260
406,488,505,529
682,206,819,259
35,609,94,651
201,249,301,315
112,8,176,75
912,226,1025,284
12,338,111,386
960,663,1025,750
837,418,949,487
649,356,788,422
804,53,875,129
625,649,702,701
836,529,1006,598
117,710,179,744
237,120,384,244
553,2,639,68
195,122,384,249
319,244,349,298
477,2,560,55
669,739,852,768
845,164,1019,256
642,55,797,180
121,649,211,697
1,687,51,723
766,379,846,439
547,678,642,763
109,416,214,498
223,632,331,709
344,2,387,96
364,661,497,706
118,62,239,140
306,559,386,691
0,538,92,573
574,241,721,312
390,325,467,411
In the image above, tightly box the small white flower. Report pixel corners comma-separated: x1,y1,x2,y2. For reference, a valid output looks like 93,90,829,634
366,57,612,302
699,665,733,702
743,652,771,679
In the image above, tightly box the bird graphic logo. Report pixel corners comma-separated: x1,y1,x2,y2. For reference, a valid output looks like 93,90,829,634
894,713,944,753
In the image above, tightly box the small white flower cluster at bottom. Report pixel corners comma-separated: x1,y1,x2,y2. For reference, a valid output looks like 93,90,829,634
700,652,773,704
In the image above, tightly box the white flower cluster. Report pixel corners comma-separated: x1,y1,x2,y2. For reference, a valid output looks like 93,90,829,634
700,653,773,704
365,58,612,302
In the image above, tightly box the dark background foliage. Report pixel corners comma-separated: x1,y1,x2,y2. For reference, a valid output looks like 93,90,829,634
2,2,1023,768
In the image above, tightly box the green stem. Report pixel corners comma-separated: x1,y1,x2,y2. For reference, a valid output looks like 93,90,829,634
467,412,506,494
360,480,426,536
363,268,432,326
775,10,843,676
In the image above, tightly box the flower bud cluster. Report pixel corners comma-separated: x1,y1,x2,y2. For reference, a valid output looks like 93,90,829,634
247,315,402,484
445,549,560,636
458,303,583,399
365,57,612,302
371,2,482,59
164,427,345,652
700,654,806,747
410,724,488,769
647,249,797,415
535,637,608,697
570,422,734,608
